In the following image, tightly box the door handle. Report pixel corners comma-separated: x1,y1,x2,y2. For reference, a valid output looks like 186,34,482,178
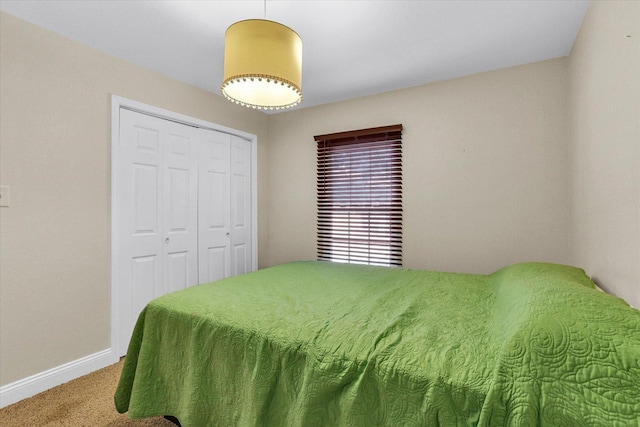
165,237,170,244
226,232,230,237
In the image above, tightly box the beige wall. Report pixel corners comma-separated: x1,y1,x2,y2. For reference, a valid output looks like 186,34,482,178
568,0,640,309
0,12,269,385
267,58,570,274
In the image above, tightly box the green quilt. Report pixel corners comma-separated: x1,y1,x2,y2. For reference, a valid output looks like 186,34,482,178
115,261,640,426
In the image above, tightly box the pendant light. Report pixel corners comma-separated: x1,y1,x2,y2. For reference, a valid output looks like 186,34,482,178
221,2,302,110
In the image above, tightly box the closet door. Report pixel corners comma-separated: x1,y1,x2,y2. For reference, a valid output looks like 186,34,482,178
117,109,198,352
198,129,231,283
230,136,252,276
198,132,253,281
163,120,199,293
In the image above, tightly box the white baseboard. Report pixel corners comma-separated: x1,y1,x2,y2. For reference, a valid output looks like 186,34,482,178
0,348,117,409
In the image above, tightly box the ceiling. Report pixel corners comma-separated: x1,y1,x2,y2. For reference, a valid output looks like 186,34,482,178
1,0,590,113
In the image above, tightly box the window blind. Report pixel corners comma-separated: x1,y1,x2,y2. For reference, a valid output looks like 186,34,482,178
315,124,403,266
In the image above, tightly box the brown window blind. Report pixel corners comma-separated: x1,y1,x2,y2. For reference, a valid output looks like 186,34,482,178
315,124,403,267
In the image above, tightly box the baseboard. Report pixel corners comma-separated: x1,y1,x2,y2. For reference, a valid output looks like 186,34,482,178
0,348,117,409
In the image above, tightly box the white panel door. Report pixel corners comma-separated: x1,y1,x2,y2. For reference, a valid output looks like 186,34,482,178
163,120,199,293
118,109,163,353
230,136,252,276
117,109,198,352
198,129,231,283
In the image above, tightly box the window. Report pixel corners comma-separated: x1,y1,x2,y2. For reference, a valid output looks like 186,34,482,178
315,124,403,267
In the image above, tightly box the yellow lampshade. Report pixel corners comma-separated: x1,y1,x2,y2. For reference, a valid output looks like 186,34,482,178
221,19,302,110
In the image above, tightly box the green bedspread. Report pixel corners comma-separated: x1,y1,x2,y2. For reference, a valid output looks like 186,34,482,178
115,261,640,426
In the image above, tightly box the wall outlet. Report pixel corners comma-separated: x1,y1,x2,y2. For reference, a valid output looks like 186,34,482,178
0,185,10,207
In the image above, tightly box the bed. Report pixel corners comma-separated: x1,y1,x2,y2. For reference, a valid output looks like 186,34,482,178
114,261,640,426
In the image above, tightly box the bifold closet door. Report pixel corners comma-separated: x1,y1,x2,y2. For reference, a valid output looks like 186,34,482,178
229,135,252,276
198,130,252,282
230,136,253,276
117,109,198,352
198,129,231,283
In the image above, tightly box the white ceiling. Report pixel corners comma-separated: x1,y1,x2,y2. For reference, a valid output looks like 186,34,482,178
1,0,590,113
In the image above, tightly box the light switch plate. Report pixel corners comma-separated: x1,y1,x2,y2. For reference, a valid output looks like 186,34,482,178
0,185,10,207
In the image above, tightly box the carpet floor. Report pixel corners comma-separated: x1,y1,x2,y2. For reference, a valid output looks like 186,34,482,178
0,359,176,426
